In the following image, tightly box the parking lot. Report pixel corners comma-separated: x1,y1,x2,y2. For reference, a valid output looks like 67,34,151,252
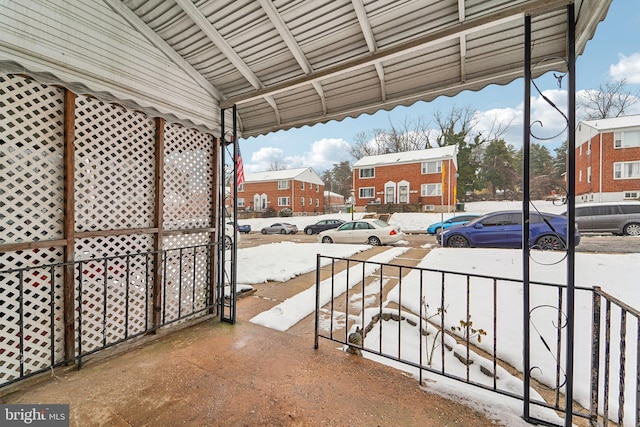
237,230,639,253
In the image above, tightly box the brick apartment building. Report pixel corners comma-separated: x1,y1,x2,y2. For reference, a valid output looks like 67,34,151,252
352,145,458,212
575,115,640,203
325,191,345,213
236,167,325,214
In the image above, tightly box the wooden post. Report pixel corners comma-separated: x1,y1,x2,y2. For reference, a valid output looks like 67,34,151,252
62,89,76,362
152,118,165,330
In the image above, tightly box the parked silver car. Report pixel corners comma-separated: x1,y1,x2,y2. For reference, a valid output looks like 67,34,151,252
569,202,640,235
260,222,298,234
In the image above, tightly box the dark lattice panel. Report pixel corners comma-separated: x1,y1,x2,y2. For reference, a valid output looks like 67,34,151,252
74,95,156,232
162,234,211,323
163,124,213,230
0,73,65,244
74,235,154,353
0,247,64,385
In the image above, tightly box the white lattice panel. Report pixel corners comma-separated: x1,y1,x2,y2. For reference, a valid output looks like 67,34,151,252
163,124,213,230
162,234,210,323
0,247,64,385
0,73,65,245
74,96,156,232
75,235,154,353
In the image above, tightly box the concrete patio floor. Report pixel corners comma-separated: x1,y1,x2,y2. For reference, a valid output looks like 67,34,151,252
1,317,508,426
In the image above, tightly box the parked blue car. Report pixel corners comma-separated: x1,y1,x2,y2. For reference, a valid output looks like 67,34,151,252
227,221,251,234
437,210,580,250
426,214,481,234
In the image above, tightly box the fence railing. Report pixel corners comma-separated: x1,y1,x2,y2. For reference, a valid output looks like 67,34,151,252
313,254,639,426
0,243,220,389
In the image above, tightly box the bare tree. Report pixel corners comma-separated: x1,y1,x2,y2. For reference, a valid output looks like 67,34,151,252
267,161,287,171
348,116,433,159
578,78,639,120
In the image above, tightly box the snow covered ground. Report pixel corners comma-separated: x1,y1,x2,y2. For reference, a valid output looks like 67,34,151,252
229,201,639,425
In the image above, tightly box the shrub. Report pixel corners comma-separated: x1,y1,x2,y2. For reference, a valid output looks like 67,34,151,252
261,207,277,218
278,208,293,217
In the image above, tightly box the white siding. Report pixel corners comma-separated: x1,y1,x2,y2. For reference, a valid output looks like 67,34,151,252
0,0,219,130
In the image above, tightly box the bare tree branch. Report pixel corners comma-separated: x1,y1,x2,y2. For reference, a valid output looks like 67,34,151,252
578,78,640,120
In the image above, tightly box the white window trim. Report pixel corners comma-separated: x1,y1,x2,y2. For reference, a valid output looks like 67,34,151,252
278,180,290,190
421,160,442,175
421,183,442,197
614,161,640,179
278,197,290,206
614,130,640,149
237,198,245,207
359,187,375,198
359,167,375,179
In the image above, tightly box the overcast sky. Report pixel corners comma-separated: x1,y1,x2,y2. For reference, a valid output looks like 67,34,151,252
239,0,640,174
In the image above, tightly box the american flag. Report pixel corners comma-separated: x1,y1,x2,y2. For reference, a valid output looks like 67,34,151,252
236,145,245,188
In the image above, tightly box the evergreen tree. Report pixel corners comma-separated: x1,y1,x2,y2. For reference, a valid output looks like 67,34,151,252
479,139,519,199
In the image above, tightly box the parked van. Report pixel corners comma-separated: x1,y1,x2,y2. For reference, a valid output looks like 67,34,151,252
569,202,640,235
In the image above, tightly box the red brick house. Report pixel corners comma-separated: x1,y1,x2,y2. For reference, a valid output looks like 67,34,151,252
575,115,640,203
325,191,345,213
237,167,325,214
352,146,458,212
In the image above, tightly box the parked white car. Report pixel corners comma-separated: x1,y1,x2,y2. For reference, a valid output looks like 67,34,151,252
318,219,404,246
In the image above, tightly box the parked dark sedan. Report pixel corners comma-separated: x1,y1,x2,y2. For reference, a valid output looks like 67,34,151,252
303,219,345,235
437,210,580,250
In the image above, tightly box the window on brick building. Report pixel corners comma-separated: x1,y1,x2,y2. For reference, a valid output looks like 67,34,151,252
359,168,375,178
278,197,290,206
359,187,375,198
278,180,290,189
587,166,592,183
614,161,640,179
316,198,319,207
238,183,244,192
301,197,305,206
421,160,442,174
614,131,640,148
421,183,442,196
237,198,245,207
301,182,305,189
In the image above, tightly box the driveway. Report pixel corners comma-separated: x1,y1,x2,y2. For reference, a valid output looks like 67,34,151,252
238,230,639,253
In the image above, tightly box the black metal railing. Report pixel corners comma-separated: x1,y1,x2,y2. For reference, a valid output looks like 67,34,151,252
313,254,639,426
0,243,220,389
590,287,640,427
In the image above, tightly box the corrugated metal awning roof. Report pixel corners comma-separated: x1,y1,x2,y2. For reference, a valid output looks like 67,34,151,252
0,0,612,138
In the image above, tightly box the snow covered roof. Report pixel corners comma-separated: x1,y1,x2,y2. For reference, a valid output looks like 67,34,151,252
579,115,640,131
0,0,612,138
245,167,324,185
353,145,458,169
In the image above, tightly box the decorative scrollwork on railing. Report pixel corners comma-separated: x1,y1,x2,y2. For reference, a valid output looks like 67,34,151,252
529,56,570,142
528,304,568,391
